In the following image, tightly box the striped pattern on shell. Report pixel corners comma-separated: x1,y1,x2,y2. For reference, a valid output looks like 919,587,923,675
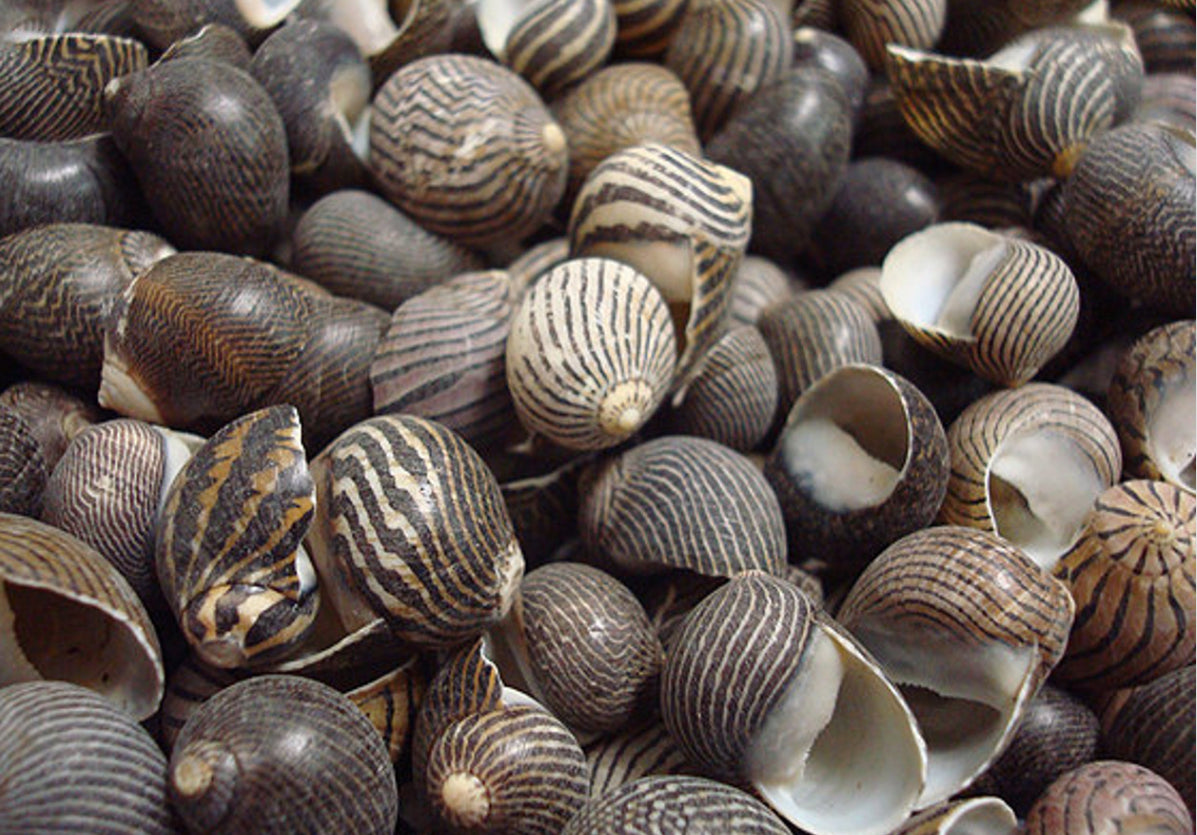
506,257,677,450
0,223,174,390
579,435,787,577
0,681,175,834
159,653,242,751
660,572,816,781
609,0,688,57
155,405,318,669
369,54,568,247
520,562,663,733
1051,480,1196,691
729,256,800,326
0,34,148,140
837,525,1075,692
585,721,692,799
1114,3,1195,75
662,0,792,140
563,775,790,834
501,0,617,98
840,0,946,69
371,270,516,452
425,704,590,835
310,415,523,648
1024,761,1192,835
568,143,751,379
168,675,399,835
0,512,164,720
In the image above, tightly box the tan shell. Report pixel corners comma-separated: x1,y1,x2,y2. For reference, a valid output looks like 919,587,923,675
1024,761,1192,835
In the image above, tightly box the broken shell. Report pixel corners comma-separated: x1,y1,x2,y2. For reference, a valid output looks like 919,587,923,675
837,525,1075,807
880,222,1080,387
506,257,677,450
1024,761,1192,835
938,383,1121,569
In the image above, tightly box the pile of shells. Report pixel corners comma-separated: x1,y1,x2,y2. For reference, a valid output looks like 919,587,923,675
0,0,1194,833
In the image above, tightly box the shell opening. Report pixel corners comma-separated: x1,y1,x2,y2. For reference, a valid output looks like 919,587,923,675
441,771,492,828
330,64,373,159
233,0,303,28
307,0,399,55
987,37,1040,72
987,430,1105,569
1148,373,1196,490
98,342,165,424
471,0,536,57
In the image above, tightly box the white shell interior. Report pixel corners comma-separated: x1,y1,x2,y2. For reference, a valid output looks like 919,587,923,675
330,64,374,164
987,430,1105,569
906,796,1019,835
234,0,305,29
987,36,1040,71
881,223,1008,340
98,336,164,424
471,0,541,57
1148,372,1196,491
293,0,399,55
749,624,926,835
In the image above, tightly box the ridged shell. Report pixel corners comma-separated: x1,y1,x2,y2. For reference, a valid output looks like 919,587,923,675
507,237,570,301
369,54,568,247
103,57,290,257
568,142,752,381
0,33,147,140
0,681,175,834
938,383,1122,569
289,189,483,312
584,720,692,799
662,0,792,140
506,257,677,450
1051,479,1195,692
563,775,790,834
168,674,398,835
305,414,524,648
425,703,590,834
840,0,946,70
579,435,786,577
155,406,319,669
827,267,888,323
371,270,517,452
837,525,1076,807
0,512,164,720
880,222,1080,387
1024,761,1192,835
728,255,801,326
0,223,175,390
1113,1,1196,75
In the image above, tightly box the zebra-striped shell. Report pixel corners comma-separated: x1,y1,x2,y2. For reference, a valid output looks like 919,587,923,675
1050,480,1195,692
305,414,525,649
168,675,399,835
669,323,778,453
609,0,687,57
728,256,802,326
475,0,617,98
765,364,949,576
552,63,700,205
103,57,290,257
662,0,792,140
584,720,693,799
563,775,790,834
0,681,176,834
579,435,786,577
938,383,1122,569
757,289,883,421
0,513,164,720
891,798,1018,835
155,405,319,670
425,703,590,834
837,525,1075,807
1107,320,1195,493
1024,761,1192,835
1113,2,1196,75
506,257,677,450
0,34,147,140
661,572,927,835
369,54,568,247
568,143,752,382
371,270,517,453
290,189,484,312
880,222,1080,387
839,0,945,70
0,223,175,391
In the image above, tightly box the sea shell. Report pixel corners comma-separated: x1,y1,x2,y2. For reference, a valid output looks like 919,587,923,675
839,0,946,70
1023,761,1192,835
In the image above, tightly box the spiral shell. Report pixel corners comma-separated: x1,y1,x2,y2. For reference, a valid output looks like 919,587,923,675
839,0,946,70
1024,761,1192,835
584,720,692,799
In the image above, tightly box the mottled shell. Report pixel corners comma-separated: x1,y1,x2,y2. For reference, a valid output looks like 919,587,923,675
579,435,786,577
506,257,677,450
103,57,290,257
892,798,1019,835
369,54,568,247
1051,480,1195,692
839,0,946,70
425,703,590,834
306,414,524,648
0,681,176,834
168,675,398,835
0,34,147,140
584,720,693,799
663,0,792,140
765,364,949,575
563,775,790,834
372,270,517,452
568,142,752,381
0,223,175,390
938,383,1122,569
0,513,164,720
1024,761,1192,835
155,406,319,669
880,222,1080,387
